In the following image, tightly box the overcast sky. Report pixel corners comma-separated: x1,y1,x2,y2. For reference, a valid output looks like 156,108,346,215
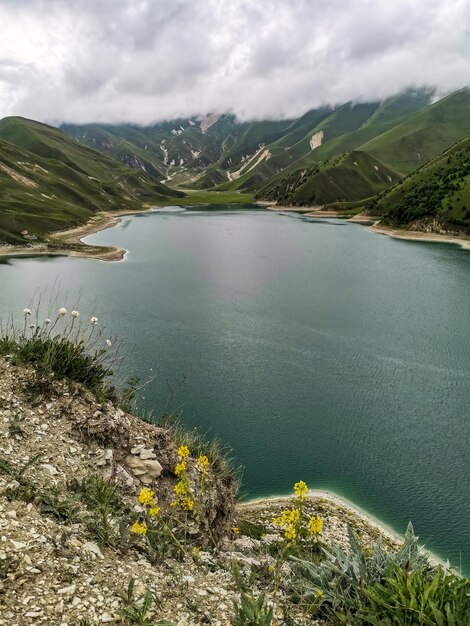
0,0,468,125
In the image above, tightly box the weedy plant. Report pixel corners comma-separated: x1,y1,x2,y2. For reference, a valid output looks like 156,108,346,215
359,562,470,625
68,474,129,548
292,522,470,624
232,592,274,626
129,445,214,559
0,304,121,401
8,413,26,437
118,579,174,626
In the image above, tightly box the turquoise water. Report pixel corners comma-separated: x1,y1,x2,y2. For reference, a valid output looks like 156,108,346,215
1,205,469,572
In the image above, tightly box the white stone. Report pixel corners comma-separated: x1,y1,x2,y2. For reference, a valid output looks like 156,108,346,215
82,541,104,559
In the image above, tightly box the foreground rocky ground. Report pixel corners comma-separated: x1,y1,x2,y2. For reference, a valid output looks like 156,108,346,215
0,357,402,625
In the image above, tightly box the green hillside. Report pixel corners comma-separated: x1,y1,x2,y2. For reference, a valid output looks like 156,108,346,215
257,151,402,205
254,89,469,206
301,89,433,164
59,89,441,204
368,138,470,232
0,117,183,244
361,88,470,174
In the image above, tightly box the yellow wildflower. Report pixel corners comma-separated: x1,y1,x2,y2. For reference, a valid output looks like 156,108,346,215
294,480,308,501
181,496,194,511
315,590,324,599
284,524,297,541
174,481,187,497
178,445,190,459
281,508,300,524
131,520,148,535
148,506,161,517
268,565,274,573
307,515,323,535
272,516,282,527
232,527,240,536
174,461,186,476
192,546,202,559
197,455,210,472
138,487,155,507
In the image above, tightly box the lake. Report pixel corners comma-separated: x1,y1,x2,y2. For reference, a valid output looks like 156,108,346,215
1,205,469,572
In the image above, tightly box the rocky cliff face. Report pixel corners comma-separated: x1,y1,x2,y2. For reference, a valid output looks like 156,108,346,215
0,357,422,625
0,357,239,624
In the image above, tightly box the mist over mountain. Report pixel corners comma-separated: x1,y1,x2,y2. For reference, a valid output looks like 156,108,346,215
0,0,468,125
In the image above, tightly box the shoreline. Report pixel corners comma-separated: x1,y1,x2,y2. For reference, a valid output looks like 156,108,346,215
0,206,157,262
240,489,445,567
241,489,403,544
368,222,470,249
2,203,469,263
268,203,470,248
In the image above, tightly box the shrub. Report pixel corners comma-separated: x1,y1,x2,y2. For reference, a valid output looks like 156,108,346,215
292,523,470,624
233,592,273,626
359,563,470,625
0,306,119,401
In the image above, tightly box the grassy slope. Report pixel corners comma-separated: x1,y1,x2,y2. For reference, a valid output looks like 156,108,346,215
60,123,166,179
306,90,433,163
255,89,470,206
216,102,384,193
219,92,431,196
360,88,470,175
258,151,402,205
0,117,183,244
368,138,470,232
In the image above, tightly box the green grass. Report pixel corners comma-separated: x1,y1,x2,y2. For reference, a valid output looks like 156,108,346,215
153,189,255,206
0,117,184,243
254,89,469,205
360,88,470,175
257,151,401,205
369,137,470,231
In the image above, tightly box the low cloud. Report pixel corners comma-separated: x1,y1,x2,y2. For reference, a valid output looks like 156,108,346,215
0,0,468,124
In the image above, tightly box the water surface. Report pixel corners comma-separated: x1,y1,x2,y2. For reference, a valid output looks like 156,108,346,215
1,205,469,572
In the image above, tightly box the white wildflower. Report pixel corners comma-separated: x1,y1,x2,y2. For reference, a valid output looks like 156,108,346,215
106,339,112,347
71,310,79,318
23,308,32,315
90,316,98,325
59,308,67,316
44,318,51,325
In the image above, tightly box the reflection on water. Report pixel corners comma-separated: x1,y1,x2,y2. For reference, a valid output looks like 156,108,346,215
1,206,469,572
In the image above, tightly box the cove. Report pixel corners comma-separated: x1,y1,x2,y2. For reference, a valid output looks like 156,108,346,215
1,205,469,573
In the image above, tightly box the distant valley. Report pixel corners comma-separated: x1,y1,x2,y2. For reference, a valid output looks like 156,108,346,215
0,87,469,246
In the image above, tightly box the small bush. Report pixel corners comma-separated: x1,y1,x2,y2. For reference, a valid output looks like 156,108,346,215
69,474,129,548
0,305,120,401
232,592,273,626
359,563,470,625
292,523,470,624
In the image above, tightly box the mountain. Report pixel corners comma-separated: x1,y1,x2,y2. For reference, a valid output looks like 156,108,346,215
253,88,470,206
258,151,402,206
360,89,470,175
60,89,439,203
0,117,183,244
366,137,470,233
2,88,468,244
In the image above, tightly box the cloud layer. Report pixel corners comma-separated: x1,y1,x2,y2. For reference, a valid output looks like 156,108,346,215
0,0,468,124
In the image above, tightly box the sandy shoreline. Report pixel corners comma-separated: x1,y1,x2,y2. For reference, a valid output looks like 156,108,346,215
266,205,322,213
241,489,444,566
0,206,156,262
368,222,470,249
241,489,403,545
2,203,469,263
268,203,470,247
